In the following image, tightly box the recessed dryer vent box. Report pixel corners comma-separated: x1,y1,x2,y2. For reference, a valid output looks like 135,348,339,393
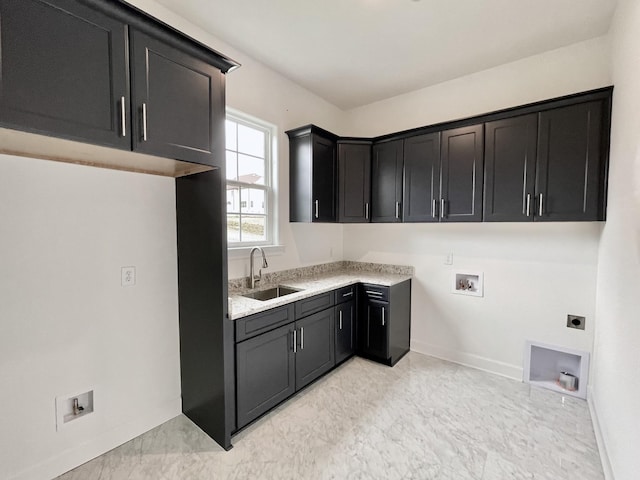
452,271,483,297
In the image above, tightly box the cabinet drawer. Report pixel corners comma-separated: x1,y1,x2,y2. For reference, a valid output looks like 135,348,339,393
295,291,335,319
335,285,356,304
235,304,294,342
361,284,389,302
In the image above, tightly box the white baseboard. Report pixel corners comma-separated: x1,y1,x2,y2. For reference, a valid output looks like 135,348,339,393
411,340,523,381
587,387,615,480
8,397,182,480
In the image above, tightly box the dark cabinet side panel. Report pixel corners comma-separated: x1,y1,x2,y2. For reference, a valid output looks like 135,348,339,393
403,132,441,222
484,115,537,222
536,101,604,221
338,142,371,223
0,0,129,148
440,125,484,222
371,140,404,222
311,135,337,222
236,324,296,429
289,135,313,222
130,28,221,166
295,310,336,390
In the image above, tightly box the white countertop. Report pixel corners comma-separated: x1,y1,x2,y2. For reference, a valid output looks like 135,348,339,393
228,269,412,320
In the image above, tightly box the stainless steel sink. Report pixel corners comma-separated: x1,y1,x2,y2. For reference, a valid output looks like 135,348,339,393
242,286,302,301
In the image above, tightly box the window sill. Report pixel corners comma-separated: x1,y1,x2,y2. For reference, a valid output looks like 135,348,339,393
227,245,285,260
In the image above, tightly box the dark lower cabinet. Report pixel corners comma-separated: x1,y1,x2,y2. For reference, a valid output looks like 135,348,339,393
372,139,404,222
0,0,130,148
295,309,336,389
360,299,389,359
484,114,538,222
358,280,411,366
335,300,356,364
337,141,372,223
536,101,605,221
236,323,296,428
440,125,484,222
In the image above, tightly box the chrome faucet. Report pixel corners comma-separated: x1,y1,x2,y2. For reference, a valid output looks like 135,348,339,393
249,247,268,289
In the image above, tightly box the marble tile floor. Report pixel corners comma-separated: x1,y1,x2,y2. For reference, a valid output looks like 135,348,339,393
57,352,604,480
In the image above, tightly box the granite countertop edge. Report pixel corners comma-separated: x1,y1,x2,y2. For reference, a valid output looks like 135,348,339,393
228,267,412,320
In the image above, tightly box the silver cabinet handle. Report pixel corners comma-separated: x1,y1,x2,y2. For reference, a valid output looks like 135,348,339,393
525,193,531,217
365,290,383,297
342,291,353,298
120,96,126,137
440,199,446,219
382,307,385,326
314,200,319,219
142,103,148,141
300,327,304,350
365,202,369,220
395,202,400,219
539,194,544,216
339,310,343,330
432,199,437,218
293,329,297,353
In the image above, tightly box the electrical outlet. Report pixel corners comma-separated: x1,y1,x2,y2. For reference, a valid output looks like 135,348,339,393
567,314,585,330
121,266,136,287
445,253,454,265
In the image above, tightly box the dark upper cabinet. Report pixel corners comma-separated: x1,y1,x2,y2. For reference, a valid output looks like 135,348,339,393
0,0,130,149
337,141,372,223
403,132,441,222
484,115,538,222
130,29,222,166
536,101,605,221
235,323,296,429
371,139,404,222
440,125,484,222
335,300,356,364
287,126,337,223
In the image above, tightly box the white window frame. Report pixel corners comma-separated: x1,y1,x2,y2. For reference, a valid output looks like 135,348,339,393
225,108,278,252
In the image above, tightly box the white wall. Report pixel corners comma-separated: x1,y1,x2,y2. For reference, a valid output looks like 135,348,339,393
591,0,640,478
343,37,612,378
0,2,349,478
125,0,347,281
0,156,181,480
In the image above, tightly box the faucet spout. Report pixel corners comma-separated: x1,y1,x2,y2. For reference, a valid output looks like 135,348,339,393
249,247,268,289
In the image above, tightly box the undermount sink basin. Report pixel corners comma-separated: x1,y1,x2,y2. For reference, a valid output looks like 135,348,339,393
242,286,302,301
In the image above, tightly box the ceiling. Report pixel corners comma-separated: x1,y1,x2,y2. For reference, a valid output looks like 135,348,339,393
154,0,617,110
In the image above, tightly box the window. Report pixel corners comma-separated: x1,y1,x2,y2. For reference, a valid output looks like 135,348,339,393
226,112,275,246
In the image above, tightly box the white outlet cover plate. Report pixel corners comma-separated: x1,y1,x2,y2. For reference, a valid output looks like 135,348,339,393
121,266,136,286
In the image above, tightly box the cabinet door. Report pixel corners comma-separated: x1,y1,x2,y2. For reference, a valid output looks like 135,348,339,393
311,134,337,222
536,101,604,221
359,299,389,360
0,0,129,148
335,300,355,364
130,28,223,166
338,142,371,223
440,125,484,222
484,115,537,222
403,133,441,222
295,309,335,390
236,324,296,428
371,139,404,222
